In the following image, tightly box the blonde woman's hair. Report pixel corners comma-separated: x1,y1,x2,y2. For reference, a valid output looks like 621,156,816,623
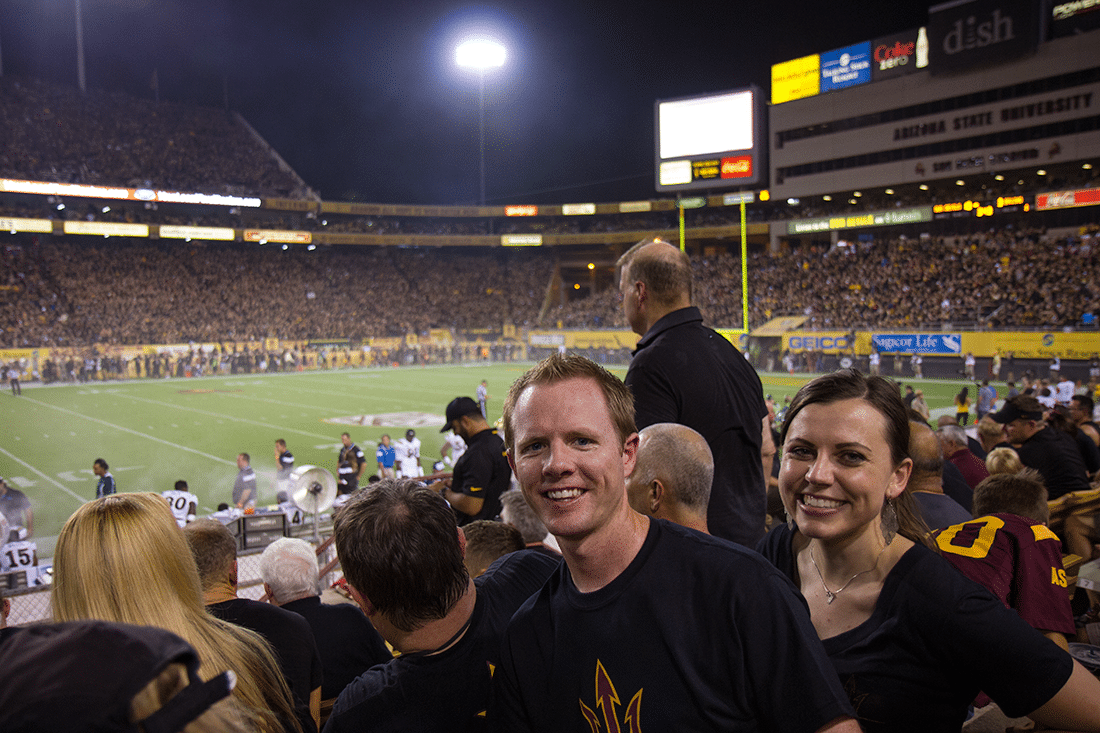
52,493,300,733
985,446,1024,475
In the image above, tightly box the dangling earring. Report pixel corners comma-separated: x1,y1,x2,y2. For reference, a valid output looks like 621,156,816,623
785,508,795,531
881,499,898,545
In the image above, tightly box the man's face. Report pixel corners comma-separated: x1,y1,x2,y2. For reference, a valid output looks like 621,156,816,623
237,454,247,469
92,463,105,477
381,435,390,447
1069,400,1089,425
618,267,645,336
508,377,638,544
341,435,352,448
1004,418,1033,444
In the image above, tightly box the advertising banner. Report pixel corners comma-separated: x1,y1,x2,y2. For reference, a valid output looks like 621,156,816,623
159,225,236,241
785,331,852,354
871,28,926,81
771,54,820,104
0,217,53,234
872,333,962,354
243,229,311,244
960,332,1100,359
63,221,150,237
501,234,542,246
928,0,1039,75
1036,187,1100,210
820,42,872,92
787,207,932,234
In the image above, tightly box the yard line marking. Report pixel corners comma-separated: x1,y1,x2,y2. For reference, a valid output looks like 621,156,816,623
0,444,85,503
103,393,335,442
20,397,236,467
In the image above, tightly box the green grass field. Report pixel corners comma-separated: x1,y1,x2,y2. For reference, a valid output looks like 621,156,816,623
2,363,975,556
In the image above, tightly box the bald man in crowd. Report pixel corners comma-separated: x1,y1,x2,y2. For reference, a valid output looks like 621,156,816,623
908,421,972,530
618,238,767,547
625,423,713,534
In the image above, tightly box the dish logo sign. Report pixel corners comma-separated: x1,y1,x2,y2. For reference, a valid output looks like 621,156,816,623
721,156,753,179
929,0,1037,74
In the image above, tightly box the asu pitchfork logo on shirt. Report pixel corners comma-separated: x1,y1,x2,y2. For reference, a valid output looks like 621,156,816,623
579,660,643,733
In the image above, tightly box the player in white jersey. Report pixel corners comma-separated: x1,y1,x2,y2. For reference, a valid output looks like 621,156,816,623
162,480,198,528
394,429,422,478
441,429,467,468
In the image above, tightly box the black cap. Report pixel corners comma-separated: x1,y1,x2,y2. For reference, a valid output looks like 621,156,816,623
442,397,481,432
990,397,1044,424
0,620,234,733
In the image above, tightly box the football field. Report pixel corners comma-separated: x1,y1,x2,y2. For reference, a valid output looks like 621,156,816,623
1,362,968,556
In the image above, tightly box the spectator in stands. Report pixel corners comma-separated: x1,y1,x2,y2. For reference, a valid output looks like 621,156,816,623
759,369,1100,732
991,395,1091,499
986,446,1026,475
0,619,250,733
495,354,859,733
499,487,560,555
326,478,559,732
624,422,713,534
50,493,300,733
907,422,971,530
935,471,1075,651
183,519,322,732
910,389,930,422
1070,394,1100,446
461,519,525,578
258,538,391,702
937,415,987,460
937,424,990,491
977,415,1012,455
1049,406,1100,480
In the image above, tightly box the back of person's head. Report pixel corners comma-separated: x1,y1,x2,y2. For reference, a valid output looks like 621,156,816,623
616,237,693,307
462,520,524,578
333,478,468,632
503,353,636,454
908,421,944,481
985,446,1024,475
174,480,189,491
631,423,713,512
936,415,958,428
499,488,548,544
937,424,968,449
52,495,298,733
977,415,1005,443
259,538,319,605
182,519,238,591
0,619,250,733
972,469,1049,524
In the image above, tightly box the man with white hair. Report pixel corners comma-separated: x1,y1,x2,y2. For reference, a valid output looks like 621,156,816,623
937,424,990,491
259,537,392,701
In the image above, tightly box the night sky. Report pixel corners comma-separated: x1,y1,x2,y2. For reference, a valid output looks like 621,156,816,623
1,0,932,205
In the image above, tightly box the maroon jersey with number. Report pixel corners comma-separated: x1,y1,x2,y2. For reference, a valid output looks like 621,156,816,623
935,513,1074,635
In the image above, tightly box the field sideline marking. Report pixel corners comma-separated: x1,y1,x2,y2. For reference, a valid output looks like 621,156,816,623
0,444,86,504
20,397,237,468
108,392,336,442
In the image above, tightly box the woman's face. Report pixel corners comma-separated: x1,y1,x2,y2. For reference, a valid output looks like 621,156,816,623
780,398,911,545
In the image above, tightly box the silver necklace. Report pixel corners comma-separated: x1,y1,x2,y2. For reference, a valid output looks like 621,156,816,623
809,545,886,604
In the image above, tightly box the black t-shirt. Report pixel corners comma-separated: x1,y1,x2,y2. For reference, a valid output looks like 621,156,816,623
209,598,323,732
626,307,767,547
325,550,560,733
450,427,511,526
491,519,854,732
282,596,391,700
758,525,1073,733
1017,426,1091,499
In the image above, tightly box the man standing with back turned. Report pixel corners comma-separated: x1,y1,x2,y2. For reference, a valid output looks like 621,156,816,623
618,238,767,547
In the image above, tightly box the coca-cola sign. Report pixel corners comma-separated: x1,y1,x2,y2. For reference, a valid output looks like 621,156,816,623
871,28,927,81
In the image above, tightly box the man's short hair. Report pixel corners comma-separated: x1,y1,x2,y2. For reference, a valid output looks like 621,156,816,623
181,519,238,591
341,432,350,439
631,423,713,512
259,538,319,605
173,480,188,491
275,439,286,449
972,469,1049,524
909,421,944,478
937,424,968,448
333,478,467,633
616,238,693,307
977,416,1005,443
502,353,636,454
238,452,250,464
1072,393,1095,416
462,520,524,578
499,489,547,544
94,458,109,471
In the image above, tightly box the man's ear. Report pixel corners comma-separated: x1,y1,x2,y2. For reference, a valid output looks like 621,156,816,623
457,526,467,559
649,479,664,514
262,582,275,604
228,559,239,587
347,584,376,617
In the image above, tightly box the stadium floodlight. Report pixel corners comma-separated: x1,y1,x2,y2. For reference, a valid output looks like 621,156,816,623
456,37,507,206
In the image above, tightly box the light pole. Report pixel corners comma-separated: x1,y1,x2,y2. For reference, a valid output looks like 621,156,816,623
75,0,86,93
456,38,505,206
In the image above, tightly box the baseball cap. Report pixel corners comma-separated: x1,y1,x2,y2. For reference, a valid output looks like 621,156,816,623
0,620,235,733
990,397,1044,424
441,397,481,432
